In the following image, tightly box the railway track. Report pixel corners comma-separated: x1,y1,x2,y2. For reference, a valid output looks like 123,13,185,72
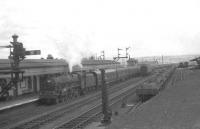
53,81,141,129
57,67,177,129
0,77,141,128
9,66,175,129
8,77,147,129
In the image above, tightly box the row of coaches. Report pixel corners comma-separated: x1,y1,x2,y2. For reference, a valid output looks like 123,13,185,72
39,65,152,104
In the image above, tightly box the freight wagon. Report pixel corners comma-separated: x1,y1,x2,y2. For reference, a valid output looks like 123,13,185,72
136,65,175,101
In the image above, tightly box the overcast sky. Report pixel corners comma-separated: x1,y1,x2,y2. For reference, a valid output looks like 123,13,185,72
0,0,200,65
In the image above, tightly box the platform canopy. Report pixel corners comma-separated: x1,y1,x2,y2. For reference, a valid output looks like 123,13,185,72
0,59,69,78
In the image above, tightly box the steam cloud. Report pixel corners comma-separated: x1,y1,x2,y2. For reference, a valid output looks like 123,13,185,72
53,33,94,72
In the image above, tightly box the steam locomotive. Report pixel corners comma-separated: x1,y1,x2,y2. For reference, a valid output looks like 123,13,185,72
39,65,152,104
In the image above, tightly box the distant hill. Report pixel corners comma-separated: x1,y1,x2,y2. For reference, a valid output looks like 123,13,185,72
136,54,200,64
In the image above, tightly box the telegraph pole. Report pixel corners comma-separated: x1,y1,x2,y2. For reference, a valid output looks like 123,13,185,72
99,47,130,124
100,69,111,124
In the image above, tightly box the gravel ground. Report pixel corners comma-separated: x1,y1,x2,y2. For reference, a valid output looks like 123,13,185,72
107,68,200,129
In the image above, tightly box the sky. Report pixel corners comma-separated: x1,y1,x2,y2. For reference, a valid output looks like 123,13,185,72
0,0,200,66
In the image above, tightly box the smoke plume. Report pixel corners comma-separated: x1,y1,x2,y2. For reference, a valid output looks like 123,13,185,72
53,33,94,71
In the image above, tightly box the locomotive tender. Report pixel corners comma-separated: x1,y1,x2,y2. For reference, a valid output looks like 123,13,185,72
39,65,153,104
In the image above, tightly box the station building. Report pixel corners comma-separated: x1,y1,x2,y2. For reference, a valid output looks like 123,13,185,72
0,59,69,97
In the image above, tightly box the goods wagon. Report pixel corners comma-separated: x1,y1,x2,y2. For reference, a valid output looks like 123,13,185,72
136,82,161,101
136,65,175,101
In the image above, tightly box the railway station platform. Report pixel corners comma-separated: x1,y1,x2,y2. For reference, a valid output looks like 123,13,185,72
105,68,200,129
0,93,38,111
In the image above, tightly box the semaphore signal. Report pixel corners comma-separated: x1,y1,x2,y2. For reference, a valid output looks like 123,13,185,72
0,34,41,98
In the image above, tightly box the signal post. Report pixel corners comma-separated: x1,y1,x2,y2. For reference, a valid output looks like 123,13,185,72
9,35,26,96
0,34,41,98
